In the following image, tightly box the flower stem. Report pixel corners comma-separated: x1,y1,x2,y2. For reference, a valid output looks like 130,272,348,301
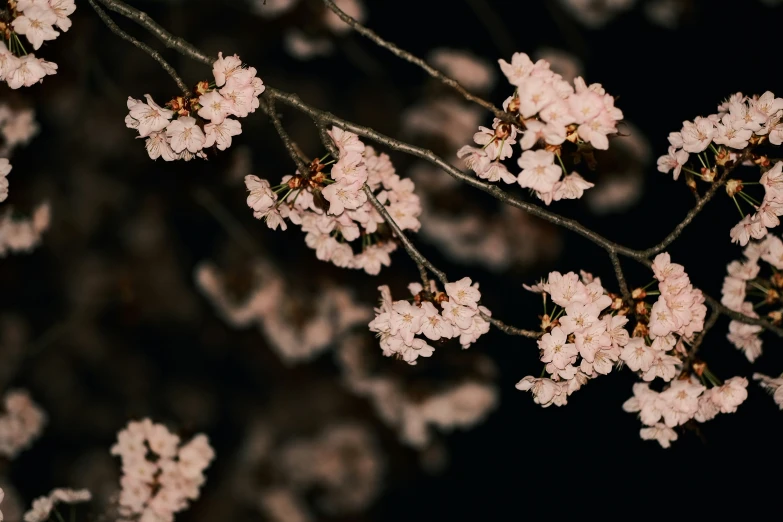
732,195,745,218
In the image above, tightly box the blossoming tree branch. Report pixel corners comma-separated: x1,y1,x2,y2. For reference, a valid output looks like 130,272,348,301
69,0,783,452
1,11,781,517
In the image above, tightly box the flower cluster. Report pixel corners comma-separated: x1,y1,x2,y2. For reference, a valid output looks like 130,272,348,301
0,0,72,88
110,419,215,522
458,52,624,205
244,128,421,275
656,91,783,245
126,53,264,161
368,277,490,365
0,389,46,459
623,376,748,448
753,372,783,409
720,234,783,361
0,103,38,203
516,271,627,407
23,488,91,522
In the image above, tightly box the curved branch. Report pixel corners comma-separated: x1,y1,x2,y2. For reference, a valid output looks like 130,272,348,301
641,155,749,258
362,184,447,287
88,0,191,95
96,0,213,66
321,0,510,123
483,314,539,338
89,0,783,340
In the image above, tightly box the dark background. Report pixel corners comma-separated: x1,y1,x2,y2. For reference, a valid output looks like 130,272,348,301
3,0,783,519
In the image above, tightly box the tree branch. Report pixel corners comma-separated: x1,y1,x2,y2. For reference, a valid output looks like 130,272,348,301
320,0,511,123
362,184,446,287
89,0,783,339
88,0,191,95
263,98,312,175
640,156,748,258
95,0,213,66
609,251,632,304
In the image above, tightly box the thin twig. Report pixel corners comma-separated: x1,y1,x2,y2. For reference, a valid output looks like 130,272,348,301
321,0,511,123
264,98,312,175
483,314,539,338
640,156,748,258
362,184,444,288
96,0,213,65
88,0,191,95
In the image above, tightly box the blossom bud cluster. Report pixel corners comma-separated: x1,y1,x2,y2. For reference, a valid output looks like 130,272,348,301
126,53,264,161
0,0,72,88
244,128,422,275
23,488,91,522
110,418,215,522
720,234,783,362
656,91,783,245
0,389,46,459
623,376,748,448
458,52,624,205
368,277,490,365
516,271,627,407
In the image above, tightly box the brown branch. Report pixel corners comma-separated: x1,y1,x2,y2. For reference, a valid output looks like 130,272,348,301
264,98,312,176
88,0,191,95
320,0,511,123
95,0,213,66
90,0,783,340
362,184,445,288
609,251,631,304
483,314,540,338
640,155,749,258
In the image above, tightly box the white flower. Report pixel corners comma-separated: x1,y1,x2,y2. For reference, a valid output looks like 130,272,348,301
538,327,577,370
166,117,206,153
212,52,244,87
6,55,47,89
517,149,561,192
245,175,277,214
48,0,76,32
129,95,174,138
444,277,481,309
321,179,366,215
639,424,678,448
417,302,454,341
12,6,59,51
204,118,242,150
515,376,562,407
198,91,233,123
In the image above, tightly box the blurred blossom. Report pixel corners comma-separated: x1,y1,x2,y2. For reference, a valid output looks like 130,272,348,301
0,390,47,459
586,122,651,214
284,30,334,61
196,260,371,364
534,48,583,83
402,98,484,151
429,48,496,92
557,0,635,27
